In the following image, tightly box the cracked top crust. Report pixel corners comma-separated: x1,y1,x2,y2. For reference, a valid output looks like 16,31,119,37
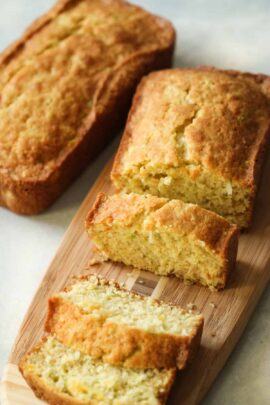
0,0,174,181
87,192,238,257
112,68,270,187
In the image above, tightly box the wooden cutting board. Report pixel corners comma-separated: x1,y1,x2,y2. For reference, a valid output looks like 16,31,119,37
1,151,270,405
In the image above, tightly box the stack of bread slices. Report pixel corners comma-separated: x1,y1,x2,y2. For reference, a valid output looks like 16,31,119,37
20,275,204,404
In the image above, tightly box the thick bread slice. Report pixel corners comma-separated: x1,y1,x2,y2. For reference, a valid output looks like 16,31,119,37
111,67,270,228
45,275,204,369
19,335,176,405
0,0,175,214
85,193,238,290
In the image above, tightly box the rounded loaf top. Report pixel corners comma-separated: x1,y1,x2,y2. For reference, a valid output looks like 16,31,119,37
116,68,270,186
0,0,175,181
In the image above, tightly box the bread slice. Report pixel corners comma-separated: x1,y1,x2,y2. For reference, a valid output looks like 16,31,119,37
45,275,203,370
0,0,175,214
19,335,176,405
85,193,238,290
111,67,270,228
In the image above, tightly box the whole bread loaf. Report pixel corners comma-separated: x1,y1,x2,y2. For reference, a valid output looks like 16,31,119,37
0,0,175,214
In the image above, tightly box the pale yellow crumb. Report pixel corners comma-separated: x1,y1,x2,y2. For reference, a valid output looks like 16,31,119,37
21,336,175,405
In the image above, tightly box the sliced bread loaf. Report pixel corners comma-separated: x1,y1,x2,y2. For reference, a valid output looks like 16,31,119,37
45,275,203,369
111,68,270,228
19,335,175,405
85,193,238,290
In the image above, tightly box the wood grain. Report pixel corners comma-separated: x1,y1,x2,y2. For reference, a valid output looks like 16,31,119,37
1,150,270,405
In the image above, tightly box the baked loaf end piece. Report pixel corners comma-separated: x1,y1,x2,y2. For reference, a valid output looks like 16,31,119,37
111,67,270,228
86,193,238,290
0,0,175,215
45,275,204,370
19,335,176,405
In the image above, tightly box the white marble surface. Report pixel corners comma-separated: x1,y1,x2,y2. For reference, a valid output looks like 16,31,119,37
0,0,270,403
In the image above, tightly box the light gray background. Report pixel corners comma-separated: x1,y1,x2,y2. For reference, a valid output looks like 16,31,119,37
0,1,270,404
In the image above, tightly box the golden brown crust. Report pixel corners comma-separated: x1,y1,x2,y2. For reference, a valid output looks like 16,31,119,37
19,335,176,405
86,193,238,289
45,297,202,370
112,67,270,186
111,67,270,228
85,192,108,227
0,0,175,214
86,192,238,260
198,66,270,228
45,275,204,370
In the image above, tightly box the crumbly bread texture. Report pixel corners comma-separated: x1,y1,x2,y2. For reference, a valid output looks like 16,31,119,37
19,335,176,405
0,0,175,214
45,275,203,370
86,193,238,290
111,67,270,228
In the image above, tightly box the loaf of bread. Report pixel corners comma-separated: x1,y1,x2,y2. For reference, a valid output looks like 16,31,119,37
111,67,270,228
86,193,238,290
45,275,203,370
0,0,175,214
19,335,176,405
